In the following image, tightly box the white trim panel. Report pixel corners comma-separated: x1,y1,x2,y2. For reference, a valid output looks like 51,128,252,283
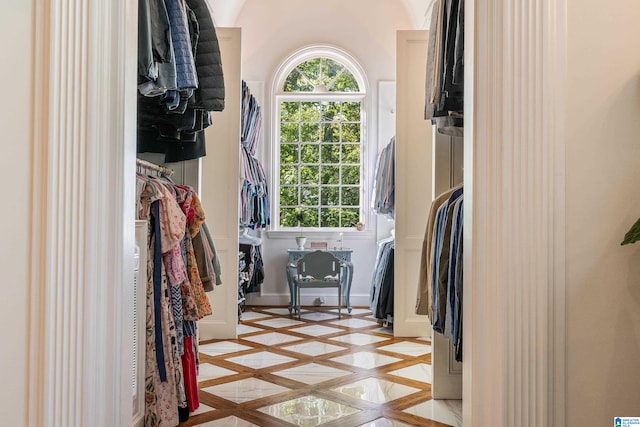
394,30,433,338
199,28,243,340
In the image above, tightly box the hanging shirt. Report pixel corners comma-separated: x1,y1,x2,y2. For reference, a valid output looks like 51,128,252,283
416,186,459,319
432,187,463,333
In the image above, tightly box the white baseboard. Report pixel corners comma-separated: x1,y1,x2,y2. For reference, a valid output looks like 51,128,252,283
245,293,371,308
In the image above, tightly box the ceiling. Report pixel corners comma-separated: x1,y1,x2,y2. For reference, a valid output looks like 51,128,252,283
207,0,435,29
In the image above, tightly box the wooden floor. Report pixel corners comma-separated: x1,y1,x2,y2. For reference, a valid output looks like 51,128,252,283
180,306,459,427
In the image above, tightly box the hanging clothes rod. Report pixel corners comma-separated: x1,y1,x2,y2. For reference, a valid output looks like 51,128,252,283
136,158,174,176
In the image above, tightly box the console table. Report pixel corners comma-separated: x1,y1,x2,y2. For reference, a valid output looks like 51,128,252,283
286,249,354,314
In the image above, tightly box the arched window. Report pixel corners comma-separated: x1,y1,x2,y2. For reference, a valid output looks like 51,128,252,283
273,47,367,231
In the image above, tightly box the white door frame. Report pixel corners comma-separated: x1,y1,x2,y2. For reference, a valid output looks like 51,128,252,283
27,0,567,425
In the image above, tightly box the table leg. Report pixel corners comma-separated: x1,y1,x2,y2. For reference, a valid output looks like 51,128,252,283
286,265,296,314
344,262,353,313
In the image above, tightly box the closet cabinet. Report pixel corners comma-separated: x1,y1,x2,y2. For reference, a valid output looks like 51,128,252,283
137,28,242,340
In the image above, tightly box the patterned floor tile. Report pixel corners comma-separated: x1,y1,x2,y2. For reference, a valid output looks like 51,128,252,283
180,307,457,427
240,331,302,346
237,324,263,335
289,324,344,336
224,351,297,369
329,308,373,315
239,311,272,321
329,351,402,369
201,378,290,404
332,377,421,404
402,399,463,427
377,341,432,357
330,318,379,328
193,416,259,427
260,307,305,315
358,418,414,427
299,311,340,321
253,317,305,328
258,395,360,425
271,363,352,384
199,341,254,357
197,363,238,382
190,403,215,416
281,341,347,357
329,332,390,346
387,363,432,384
371,327,394,336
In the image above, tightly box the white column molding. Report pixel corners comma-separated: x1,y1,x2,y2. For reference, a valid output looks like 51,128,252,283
464,0,567,426
29,0,136,426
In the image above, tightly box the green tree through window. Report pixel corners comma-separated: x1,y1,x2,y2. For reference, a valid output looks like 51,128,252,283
276,54,365,229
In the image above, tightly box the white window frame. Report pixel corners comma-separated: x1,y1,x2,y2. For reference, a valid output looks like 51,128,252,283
269,45,371,236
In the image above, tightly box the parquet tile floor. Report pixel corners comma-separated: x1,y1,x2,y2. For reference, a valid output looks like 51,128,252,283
180,306,461,427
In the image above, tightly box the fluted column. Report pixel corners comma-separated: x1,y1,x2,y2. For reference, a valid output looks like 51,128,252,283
30,0,136,425
464,0,566,425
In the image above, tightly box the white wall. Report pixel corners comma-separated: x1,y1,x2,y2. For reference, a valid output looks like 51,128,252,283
566,1,640,424
0,2,32,425
234,1,414,307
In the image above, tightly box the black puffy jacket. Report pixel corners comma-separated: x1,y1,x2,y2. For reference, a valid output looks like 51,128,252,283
185,0,225,112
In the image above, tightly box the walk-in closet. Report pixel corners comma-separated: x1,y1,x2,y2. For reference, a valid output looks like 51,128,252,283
15,0,636,426
132,0,465,425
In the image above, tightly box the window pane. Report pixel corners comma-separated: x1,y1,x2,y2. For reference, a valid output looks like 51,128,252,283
321,144,340,164
300,102,321,121
300,165,319,184
321,165,340,184
341,144,360,163
341,186,360,206
321,123,340,142
321,58,343,87
321,186,339,205
301,123,320,142
280,144,298,164
300,144,319,163
342,102,361,121
332,71,359,92
300,207,319,227
280,102,300,121
321,102,339,121
297,59,321,87
321,208,340,227
301,186,319,205
281,207,299,226
342,165,359,185
341,208,360,227
280,165,298,185
281,123,299,142
280,186,298,206
283,68,313,92
342,123,360,142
